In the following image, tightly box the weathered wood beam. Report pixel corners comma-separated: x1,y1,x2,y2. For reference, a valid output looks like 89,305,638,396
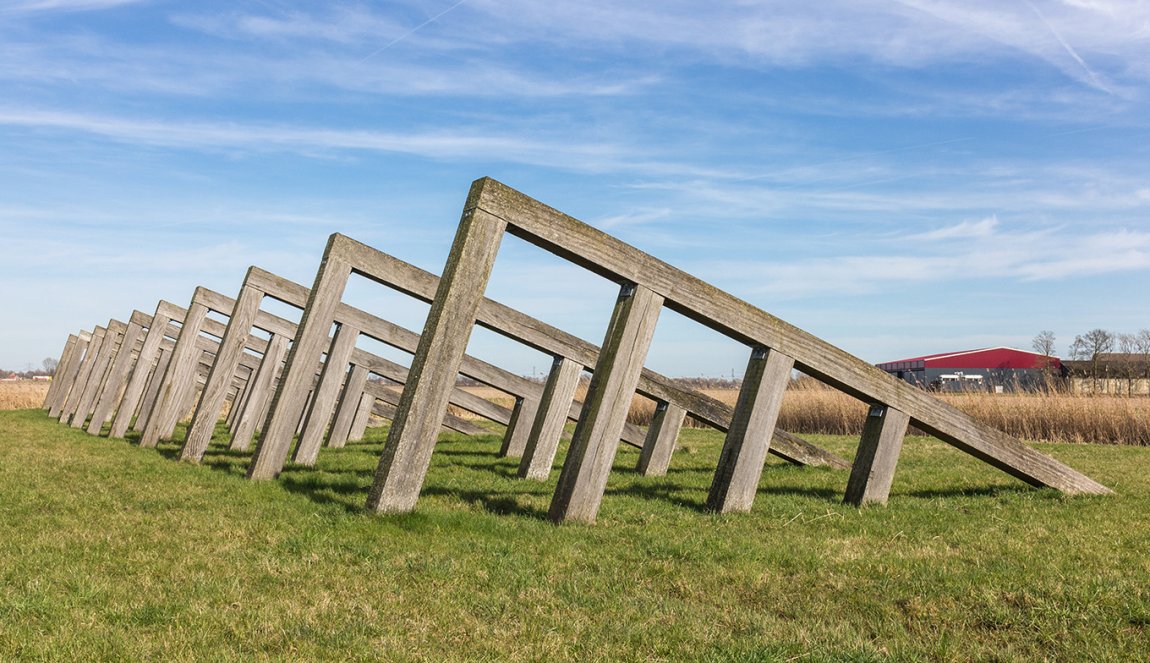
636,401,687,477
518,356,583,480
549,284,664,524
365,189,508,513
844,405,910,507
472,177,1109,496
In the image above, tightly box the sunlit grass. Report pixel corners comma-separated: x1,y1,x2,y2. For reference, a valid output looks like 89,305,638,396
1,408,1147,660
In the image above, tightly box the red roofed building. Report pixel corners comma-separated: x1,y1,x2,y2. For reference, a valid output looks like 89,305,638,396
877,347,1061,393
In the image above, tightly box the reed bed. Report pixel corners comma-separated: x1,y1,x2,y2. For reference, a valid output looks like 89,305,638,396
462,383,1150,446
0,381,49,410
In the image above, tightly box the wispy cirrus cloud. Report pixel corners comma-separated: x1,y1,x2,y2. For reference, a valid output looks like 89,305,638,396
0,0,144,13
698,225,1150,301
911,217,999,241
0,107,629,167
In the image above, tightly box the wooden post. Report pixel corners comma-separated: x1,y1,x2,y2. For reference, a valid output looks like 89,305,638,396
498,396,538,458
134,345,174,434
48,331,92,418
70,322,125,429
365,184,507,514
140,299,209,448
44,334,81,412
229,333,289,451
86,316,146,435
549,283,664,524
60,325,106,424
181,284,265,461
706,346,795,513
637,401,686,477
844,404,910,507
328,363,370,449
349,391,375,442
247,250,353,480
109,302,184,439
518,356,583,480
293,323,361,465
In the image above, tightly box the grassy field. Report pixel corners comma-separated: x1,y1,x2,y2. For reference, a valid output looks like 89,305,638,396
2,408,1148,661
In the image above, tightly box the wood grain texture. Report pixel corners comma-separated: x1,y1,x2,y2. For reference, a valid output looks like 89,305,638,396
844,404,910,507
109,301,186,438
181,283,266,461
327,363,370,449
636,401,686,477
549,284,664,524
70,320,126,429
327,233,837,467
59,325,106,425
87,313,149,435
474,177,1109,496
366,190,508,514
247,251,353,480
707,348,795,514
229,333,289,452
292,322,361,465
519,356,583,480
44,334,81,412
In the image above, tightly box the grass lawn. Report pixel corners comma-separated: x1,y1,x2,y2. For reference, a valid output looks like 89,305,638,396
1,408,1147,661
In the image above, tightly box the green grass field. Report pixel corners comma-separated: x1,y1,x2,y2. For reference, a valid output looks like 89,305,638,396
2,409,1147,661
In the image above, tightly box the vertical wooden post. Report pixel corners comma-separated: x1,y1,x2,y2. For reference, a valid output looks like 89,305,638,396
60,326,106,424
247,243,353,479
226,375,250,431
844,404,909,506
110,303,180,439
48,331,91,418
44,334,80,411
327,363,371,449
141,300,209,448
134,345,173,434
229,333,289,451
637,401,686,477
365,185,507,514
548,283,664,524
87,317,146,435
498,396,539,459
518,356,583,480
70,323,124,429
349,391,376,442
181,283,265,461
293,323,361,465
706,346,795,514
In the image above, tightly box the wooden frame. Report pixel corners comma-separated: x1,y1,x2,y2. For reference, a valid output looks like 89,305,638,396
372,177,1110,522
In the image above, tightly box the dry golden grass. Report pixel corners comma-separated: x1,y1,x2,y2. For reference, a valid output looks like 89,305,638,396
459,382,1150,445
0,381,50,410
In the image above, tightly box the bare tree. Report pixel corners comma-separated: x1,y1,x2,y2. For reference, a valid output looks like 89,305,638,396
1032,330,1057,357
42,357,58,375
1071,328,1115,393
1118,333,1138,395
1030,330,1059,390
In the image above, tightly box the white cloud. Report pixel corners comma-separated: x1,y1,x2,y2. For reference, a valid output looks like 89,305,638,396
911,216,999,241
0,107,630,168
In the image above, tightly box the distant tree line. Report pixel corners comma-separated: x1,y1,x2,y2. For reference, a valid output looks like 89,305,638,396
1,358,58,379
1035,329,1150,395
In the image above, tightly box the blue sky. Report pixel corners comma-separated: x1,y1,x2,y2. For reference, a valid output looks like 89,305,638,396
2,0,1148,378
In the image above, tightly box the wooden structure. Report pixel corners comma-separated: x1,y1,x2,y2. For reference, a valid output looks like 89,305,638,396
39,176,1110,525
242,234,844,485
368,177,1110,522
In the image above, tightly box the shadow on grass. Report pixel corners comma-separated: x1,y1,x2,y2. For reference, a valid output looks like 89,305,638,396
278,470,368,513
420,486,550,519
905,484,1033,499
